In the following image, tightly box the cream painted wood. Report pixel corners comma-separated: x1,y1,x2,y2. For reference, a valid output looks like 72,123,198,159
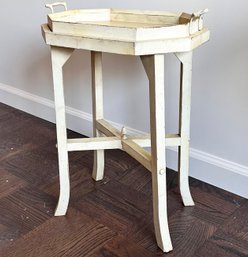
50,46,74,216
47,8,205,41
134,28,210,56
175,51,194,206
95,119,181,147
121,126,128,140
131,134,181,147
122,140,152,172
44,5,209,253
96,119,122,138
141,54,173,252
91,51,105,181
67,137,122,151
42,24,210,56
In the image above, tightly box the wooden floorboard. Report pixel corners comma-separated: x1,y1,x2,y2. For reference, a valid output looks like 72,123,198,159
0,103,247,257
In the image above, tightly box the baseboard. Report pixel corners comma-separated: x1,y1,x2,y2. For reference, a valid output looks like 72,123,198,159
166,148,248,199
1,82,247,199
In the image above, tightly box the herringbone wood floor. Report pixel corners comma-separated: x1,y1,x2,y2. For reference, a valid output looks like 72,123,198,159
0,103,247,257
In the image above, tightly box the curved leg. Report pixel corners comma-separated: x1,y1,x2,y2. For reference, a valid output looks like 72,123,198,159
141,54,173,252
91,51,105,181
51,46,74,216
175,51,194,206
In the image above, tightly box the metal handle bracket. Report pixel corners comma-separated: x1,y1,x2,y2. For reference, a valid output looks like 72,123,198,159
45,2,67,13
189,8,208,34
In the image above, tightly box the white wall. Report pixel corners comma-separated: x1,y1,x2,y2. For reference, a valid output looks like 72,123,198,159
1,1,248,198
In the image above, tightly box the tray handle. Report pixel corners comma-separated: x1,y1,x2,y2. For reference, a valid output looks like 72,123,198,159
45,2,67,13
192,8,209,19
189,8,208,34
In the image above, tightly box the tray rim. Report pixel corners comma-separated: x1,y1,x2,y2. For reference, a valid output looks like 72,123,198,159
41,23,210,56
48,8,183,20
47,8,203,42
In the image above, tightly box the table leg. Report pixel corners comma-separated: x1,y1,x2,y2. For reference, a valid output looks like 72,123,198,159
141,54,173,253
51,46,74,216
91,51,105,181
175,51,194,206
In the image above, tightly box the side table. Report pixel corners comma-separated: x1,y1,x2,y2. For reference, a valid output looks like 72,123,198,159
42,3,210,252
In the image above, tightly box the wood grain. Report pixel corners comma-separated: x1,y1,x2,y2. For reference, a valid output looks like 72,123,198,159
0,169,26,199
91,235,156,257
0,209,116,257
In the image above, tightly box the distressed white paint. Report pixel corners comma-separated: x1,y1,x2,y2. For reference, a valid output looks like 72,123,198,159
1,1,248,253
42,24,209,56
47,8,205,41
130,134,181,147
50,46,74,216
34,3,208,252
1,1,248,172
91,51,105,181
1,82,248,199
67,137,122,151
141,54,173,252
175,51,195,206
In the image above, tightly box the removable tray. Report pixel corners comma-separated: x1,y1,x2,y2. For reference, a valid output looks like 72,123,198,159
47,9,206,42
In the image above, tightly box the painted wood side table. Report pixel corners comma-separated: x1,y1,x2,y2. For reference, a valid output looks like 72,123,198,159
42,3,210,252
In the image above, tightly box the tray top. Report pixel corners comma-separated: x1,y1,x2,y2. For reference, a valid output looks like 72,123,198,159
48,9,179,26
47,8,207,41
42,7,210,55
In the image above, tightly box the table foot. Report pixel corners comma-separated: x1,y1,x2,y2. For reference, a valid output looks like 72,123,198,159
152,169,173,252
178,143,194,206
55,185,70,216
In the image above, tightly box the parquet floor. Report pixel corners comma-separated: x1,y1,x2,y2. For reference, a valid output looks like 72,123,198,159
0,103,247,257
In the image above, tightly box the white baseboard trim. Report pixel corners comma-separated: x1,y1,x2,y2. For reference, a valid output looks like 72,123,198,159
1,82,247,199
